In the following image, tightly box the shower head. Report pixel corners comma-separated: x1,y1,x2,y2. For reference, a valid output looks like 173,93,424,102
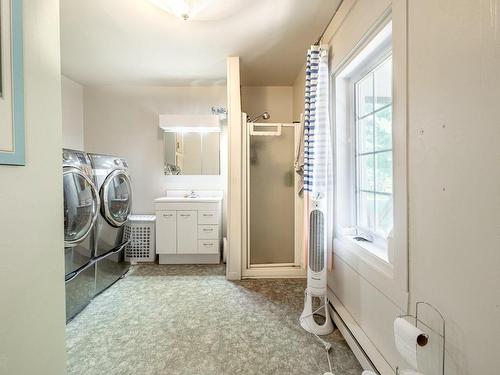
248,112,271,122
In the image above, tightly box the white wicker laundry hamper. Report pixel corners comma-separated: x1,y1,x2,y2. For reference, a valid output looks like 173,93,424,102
123,215,156,263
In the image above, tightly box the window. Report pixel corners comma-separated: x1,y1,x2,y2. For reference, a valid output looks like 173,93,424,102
334,20,394,262
332,14,408,308
354,57,393,241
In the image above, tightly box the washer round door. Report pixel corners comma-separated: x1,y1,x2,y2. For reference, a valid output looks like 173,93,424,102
63,166,100,247
101,170,132,227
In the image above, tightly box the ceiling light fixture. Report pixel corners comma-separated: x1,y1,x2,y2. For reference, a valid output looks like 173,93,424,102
159,114,221,132
149,0,212,21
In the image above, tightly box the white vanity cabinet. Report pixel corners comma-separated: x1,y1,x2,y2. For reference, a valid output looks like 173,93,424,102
155,192,222,264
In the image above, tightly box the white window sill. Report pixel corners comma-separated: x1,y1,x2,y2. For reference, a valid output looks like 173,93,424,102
332,234,408,309
346,235,389,263
335,234,393,278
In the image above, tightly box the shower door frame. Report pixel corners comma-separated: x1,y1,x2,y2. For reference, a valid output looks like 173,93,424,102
241,114,306,278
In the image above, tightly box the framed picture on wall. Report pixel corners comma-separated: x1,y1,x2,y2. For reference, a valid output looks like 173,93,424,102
0,0,24,166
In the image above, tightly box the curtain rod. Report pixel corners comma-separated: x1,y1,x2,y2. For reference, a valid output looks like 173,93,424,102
314,0,343,45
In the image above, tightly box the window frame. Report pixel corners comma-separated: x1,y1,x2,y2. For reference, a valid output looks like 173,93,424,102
340,40,393,260
331,14,409,310
352,53,394,246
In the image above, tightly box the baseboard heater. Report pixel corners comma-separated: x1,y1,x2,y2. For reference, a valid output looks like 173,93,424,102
327,290,395,374
327,302,378,373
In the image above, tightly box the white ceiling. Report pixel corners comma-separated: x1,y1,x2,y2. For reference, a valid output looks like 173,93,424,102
60,0,341,86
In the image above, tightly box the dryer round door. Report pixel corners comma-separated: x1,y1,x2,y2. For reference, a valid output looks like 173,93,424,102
63,166,100,247
101,170,132,227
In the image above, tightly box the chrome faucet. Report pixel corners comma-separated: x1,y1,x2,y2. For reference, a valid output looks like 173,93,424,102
184,190,199,198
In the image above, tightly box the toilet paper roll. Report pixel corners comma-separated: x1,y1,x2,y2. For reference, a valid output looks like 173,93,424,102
394,317,428,369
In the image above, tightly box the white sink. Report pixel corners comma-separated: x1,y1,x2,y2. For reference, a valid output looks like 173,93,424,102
154,190,223,203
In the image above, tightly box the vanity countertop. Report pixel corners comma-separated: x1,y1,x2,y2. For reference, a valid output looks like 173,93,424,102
154,190,223,204
154,196,222,203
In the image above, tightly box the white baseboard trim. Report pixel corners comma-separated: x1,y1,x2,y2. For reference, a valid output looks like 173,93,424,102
327,288,395,375
242,266,306,279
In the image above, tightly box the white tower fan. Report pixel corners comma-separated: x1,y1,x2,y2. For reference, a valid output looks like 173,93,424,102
300,194,334,336
300,45,333,337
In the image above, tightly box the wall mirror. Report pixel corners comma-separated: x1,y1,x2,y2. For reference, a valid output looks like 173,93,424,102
164,132,220,175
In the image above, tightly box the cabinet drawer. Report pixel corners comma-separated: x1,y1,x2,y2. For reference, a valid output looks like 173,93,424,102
198,211,218,224
198,240,219,254
198,225,219,239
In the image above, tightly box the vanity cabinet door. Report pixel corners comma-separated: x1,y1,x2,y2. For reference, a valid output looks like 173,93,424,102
177,211,198,254
156,211,176,254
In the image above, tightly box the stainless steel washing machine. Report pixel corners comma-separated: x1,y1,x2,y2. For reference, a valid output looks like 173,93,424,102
88,153,132,295
63,149,100,322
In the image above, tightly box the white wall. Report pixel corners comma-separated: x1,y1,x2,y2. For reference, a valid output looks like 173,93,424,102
300,0,500,373
408,0,500,373
292,66,306,122
0,1,67,374
61,75,84,150
241,86,293,123
83,85,227,224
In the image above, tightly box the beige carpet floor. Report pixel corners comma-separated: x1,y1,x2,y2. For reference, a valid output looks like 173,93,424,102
66,264,362,375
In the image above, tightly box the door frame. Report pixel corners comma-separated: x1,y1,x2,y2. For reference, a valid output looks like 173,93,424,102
241,119,306,278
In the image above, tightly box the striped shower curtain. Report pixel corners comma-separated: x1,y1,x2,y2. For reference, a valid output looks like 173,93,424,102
303,45,333,269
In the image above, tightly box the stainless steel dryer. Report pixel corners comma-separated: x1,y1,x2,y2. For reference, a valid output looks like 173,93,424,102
88,153,132,295
63,149,100,322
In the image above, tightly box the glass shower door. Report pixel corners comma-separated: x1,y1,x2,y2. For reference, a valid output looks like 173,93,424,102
248,124,295,266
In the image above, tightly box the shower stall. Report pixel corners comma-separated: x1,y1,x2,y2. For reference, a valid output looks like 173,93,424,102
242,114,305,277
